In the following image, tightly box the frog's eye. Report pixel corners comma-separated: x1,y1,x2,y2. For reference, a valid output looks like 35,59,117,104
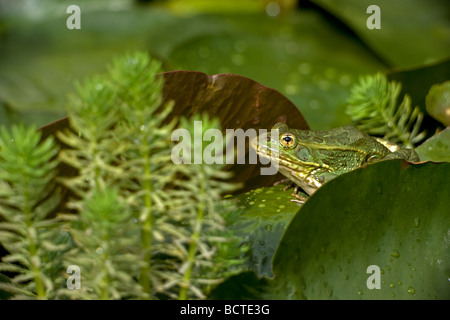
280,133,296,148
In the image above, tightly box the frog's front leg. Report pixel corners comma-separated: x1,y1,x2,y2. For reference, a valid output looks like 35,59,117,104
274,180,308,203
272,179,307,203
290,192,308,204
286,185,308,204
273,178,294,188
382,148,420,162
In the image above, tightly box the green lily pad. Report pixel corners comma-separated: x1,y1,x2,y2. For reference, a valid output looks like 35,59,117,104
208,271,270,300
310,0,450,69
226,184,302,277
271,160,450,299
416,127,450,162
208,271,271,300
425,81,450,126
215,160,450,300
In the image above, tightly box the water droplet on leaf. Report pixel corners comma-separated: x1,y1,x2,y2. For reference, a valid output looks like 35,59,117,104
390,250,400,258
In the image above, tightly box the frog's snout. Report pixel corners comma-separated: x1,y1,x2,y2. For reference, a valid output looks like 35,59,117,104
250,135,258,151
250,133,270,152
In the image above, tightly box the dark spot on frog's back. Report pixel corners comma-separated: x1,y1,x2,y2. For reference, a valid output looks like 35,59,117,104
333,129,351,140
312,136,324,143
314,130,329,138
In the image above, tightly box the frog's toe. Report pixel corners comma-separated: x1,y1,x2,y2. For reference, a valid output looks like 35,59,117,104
273,178,293,187
383,148,420,162
290,193,307,204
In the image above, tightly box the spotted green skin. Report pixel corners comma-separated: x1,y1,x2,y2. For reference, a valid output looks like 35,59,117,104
253,123,419,196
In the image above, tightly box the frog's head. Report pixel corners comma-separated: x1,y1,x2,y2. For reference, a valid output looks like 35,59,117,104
251,122,332,195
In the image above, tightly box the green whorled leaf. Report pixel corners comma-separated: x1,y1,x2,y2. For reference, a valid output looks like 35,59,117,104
309,0,450,69
226,184,302,277
416,127,450,162
346,72,426,147
0,273,15,299
39,71,308,191
269,160,450,299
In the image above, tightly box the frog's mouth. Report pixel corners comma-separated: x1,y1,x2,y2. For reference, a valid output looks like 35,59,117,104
250,134,325,172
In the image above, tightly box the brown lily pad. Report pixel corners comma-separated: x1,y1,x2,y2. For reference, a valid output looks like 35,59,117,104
160,71,309,190
39,71,308,192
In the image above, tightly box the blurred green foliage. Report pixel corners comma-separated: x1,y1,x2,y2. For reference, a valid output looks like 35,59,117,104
2,0,448,130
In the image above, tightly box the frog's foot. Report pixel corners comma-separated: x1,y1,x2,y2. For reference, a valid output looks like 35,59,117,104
273,179,299,192
382,148,420,162
290,186,307,204
290,193,307,204
274,180,307,203
273,178,293,187
284,182,297,192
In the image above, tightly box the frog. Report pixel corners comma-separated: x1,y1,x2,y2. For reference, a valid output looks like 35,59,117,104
250,122,420,203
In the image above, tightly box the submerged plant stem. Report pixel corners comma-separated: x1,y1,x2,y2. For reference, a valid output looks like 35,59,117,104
23,180,45,299
178,172,206,300
100,249,110,300
91,140,103,191
138,133,153,297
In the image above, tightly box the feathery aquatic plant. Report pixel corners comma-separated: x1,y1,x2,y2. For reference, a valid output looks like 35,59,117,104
0,125,64,299
346,73,426,147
